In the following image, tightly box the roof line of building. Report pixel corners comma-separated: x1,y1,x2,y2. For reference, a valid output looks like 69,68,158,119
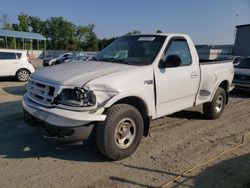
236,24,250,28
0,29,46,40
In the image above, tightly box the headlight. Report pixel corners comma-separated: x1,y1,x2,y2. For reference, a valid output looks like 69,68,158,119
57,87,96,107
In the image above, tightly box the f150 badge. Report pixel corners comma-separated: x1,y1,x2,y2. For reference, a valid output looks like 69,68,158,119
144,80,153,85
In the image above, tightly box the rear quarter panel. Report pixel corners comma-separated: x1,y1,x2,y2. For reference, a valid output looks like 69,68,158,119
196,61,234,105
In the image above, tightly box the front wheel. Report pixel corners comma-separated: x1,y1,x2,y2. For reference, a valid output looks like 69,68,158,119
95,104,143,160
203,87,226,119
16,69,30,82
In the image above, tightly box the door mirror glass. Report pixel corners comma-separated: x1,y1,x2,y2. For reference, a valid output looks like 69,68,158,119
159,55,182,68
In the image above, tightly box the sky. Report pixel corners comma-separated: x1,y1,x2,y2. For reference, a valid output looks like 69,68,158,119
0,0,249,45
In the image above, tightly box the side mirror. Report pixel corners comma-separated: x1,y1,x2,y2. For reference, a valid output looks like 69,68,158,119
233,57,241,66
159,55,182,68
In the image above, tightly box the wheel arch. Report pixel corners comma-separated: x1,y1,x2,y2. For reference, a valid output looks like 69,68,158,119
217,80,229,104
105,95,151,137
15,68,31,76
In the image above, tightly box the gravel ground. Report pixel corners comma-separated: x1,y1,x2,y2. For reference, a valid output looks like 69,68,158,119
0,69,250,188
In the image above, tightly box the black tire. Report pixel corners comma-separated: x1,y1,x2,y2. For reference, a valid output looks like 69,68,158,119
203,87,226,119
16,69,30,82
95,104,143,160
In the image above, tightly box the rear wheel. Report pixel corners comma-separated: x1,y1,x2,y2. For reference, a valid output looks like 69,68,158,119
95,104,143,160
16,69,30,82
203,87,226,119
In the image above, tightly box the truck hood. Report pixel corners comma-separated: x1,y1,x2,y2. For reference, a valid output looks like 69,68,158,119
31,61,134,86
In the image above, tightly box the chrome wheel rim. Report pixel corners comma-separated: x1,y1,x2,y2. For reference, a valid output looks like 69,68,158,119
18,71,29,81
215,95,223,113
114,118,136,149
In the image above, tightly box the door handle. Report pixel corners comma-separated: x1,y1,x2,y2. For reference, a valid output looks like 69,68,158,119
191,72,198,78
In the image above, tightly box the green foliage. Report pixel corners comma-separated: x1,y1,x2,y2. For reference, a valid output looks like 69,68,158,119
98,37,117,50
0,14,12,29
45,17,75,50
156,30,163,33
124,30,141,36
0,13,144,51
29,16,45,34
77,24,98,51
0,39,4,48
17,12,29,32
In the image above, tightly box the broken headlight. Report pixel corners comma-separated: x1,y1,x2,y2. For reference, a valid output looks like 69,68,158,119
57,87,96,107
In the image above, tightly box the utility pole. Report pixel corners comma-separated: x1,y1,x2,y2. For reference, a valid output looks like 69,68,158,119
233,14,238,38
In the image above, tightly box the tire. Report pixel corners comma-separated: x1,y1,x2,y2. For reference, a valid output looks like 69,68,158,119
95,104,144,160
16,69,30,82
203,87,226,119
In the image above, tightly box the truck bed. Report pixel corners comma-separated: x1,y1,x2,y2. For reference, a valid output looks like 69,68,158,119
199,58,234,65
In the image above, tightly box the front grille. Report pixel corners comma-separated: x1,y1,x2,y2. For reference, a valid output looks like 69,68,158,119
27,79,55,106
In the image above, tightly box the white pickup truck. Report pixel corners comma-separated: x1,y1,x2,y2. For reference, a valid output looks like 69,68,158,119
23,33,234,160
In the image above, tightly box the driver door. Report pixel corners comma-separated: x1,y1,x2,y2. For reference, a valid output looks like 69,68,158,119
154,38,200,118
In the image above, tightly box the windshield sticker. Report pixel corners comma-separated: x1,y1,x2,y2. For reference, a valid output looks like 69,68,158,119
138,37,155,41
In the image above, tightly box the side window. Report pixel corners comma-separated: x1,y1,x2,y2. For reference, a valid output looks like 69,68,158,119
0,52,4,60
0,52,19,60
164,39,192,66
16,53,22,59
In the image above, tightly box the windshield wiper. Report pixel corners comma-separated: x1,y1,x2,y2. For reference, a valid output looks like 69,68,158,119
100,58,133,65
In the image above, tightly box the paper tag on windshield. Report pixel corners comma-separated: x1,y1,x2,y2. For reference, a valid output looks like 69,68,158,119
138,37,155,41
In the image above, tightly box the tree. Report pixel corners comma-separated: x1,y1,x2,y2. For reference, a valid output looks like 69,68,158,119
156,30,163,33
29,16,44,33
46,17,76,50
0,14,12,29
17,12,29,31
98,37,117,50
0,13,101,51
124,30,141,36
76,24,98,51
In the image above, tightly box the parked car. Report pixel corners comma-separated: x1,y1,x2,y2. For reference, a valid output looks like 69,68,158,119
0,49,35,81
43,53,72,66
23,33,234,160
67,53,94,63
233,57,250,91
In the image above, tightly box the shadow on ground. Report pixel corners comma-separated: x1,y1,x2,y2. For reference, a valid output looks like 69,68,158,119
0,77,17,82
0,101,106,163
109,163,194,188
230,89,250,99
108,153,250,188
2,85,27,96
192,153,250,188
168,110,204,120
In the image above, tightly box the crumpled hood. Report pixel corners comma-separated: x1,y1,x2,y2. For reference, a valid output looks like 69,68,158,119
31,61,134,86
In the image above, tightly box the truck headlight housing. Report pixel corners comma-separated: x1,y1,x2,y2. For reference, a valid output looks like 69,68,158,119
57,87,96,107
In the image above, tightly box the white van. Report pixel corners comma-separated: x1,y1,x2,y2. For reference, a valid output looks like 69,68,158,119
0,49,35,81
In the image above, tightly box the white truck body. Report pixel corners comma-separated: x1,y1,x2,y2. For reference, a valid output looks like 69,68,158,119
23,33,234,160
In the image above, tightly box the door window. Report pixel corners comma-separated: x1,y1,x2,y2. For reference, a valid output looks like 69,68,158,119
164,39,192,66
0,52,20,60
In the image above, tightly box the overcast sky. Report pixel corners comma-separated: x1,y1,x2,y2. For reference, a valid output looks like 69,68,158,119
0,0,249,44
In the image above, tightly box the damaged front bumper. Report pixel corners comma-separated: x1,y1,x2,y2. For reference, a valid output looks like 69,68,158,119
22,94,106,142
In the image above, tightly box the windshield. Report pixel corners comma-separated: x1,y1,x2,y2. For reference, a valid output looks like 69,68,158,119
237,58,250,69
94,35,166,65
67,53,77,59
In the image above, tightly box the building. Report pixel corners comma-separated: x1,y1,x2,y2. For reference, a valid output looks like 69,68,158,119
196,45,233,60
233,24,250,56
